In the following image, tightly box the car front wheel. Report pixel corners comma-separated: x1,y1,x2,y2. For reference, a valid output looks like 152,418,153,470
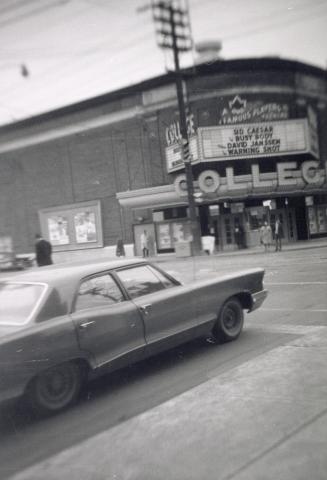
212,297,244,343
28,362,82,415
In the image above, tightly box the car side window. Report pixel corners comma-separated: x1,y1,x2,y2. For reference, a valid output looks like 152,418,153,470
116,265,167,299
147,265,176,289
75,274,124,311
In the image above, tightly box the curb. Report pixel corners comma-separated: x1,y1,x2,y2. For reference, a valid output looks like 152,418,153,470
153,241,327,262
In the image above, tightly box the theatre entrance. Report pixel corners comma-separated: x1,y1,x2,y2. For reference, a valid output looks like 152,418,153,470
200,204,298,252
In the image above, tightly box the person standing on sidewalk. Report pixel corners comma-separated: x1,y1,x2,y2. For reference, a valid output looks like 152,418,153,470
274,219,284,252
234,225,242,249
260,222,272,252
140,230,149,258
115,238,125,257
35,234,53,266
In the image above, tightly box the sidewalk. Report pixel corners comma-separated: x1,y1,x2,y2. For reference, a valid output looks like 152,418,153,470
154,237,327,263
8,323,327,480
2,239,325,273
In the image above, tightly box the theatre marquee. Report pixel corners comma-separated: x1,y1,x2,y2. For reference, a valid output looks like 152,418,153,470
197,119,319,162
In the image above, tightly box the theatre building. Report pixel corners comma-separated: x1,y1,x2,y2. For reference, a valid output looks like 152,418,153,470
0,57,326,258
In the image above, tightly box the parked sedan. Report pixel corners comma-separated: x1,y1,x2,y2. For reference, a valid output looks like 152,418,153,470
0,259,267,415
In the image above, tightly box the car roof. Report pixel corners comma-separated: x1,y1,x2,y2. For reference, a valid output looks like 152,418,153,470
2,258,147,287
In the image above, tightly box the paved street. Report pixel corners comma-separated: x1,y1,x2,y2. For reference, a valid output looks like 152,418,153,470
0,244,327,480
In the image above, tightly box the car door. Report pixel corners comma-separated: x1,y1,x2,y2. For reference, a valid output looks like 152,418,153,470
114,264,198,354
71,272,146,368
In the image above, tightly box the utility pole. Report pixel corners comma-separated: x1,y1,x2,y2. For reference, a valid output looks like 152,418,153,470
151,0,202,255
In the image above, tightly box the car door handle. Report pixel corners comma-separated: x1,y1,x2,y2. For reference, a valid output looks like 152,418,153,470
79,320,95,329
140,304,152,315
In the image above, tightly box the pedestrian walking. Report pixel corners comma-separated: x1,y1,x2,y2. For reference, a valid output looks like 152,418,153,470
140,230,149,257
274,219,284,251
260,222,272,252
35,234,53,266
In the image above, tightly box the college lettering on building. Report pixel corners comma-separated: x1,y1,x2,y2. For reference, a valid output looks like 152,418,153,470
174,160,326,197
165,113,196,146
165,112,198,172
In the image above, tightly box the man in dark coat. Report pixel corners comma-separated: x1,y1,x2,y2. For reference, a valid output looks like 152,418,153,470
35,234,53,266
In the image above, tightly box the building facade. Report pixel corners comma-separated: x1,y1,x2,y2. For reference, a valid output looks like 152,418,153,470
0,57,326,258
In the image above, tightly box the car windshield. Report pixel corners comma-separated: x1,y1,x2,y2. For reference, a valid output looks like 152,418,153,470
0,282,46,325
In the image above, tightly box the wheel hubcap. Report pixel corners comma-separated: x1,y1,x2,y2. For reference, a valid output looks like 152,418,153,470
223,306,238,331
37,365,77,408
46,372,68,397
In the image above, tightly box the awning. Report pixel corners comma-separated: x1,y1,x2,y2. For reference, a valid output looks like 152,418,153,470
116,179,327,209
116,184,187,209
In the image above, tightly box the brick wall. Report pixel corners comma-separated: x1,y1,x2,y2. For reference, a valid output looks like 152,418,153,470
0,113,166,253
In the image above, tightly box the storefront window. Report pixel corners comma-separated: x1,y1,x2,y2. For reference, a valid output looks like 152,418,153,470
224,218,232,244
247,206,266,230
317,207,327,233
157,224,172,250
155,220,192,252
308,207,316,234
308,205,327,234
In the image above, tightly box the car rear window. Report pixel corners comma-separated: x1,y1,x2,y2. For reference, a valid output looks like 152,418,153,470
0,282,47,325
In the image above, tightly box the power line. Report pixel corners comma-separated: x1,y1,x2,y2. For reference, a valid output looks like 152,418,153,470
221,4,327,41
0,48,164,117
0,0,326,122
0,3,154,60
0,25,156,98
0,0,70,29
0,0,41,17
190,0,327,34
1,0,326,59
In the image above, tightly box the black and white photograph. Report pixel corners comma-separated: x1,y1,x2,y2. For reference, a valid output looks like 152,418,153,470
0,1,326,479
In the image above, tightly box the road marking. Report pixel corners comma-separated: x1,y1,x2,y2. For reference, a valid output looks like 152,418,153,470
261,308,327,312
266,281,327,285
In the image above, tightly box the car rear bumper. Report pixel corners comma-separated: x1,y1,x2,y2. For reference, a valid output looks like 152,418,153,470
250,289,268,311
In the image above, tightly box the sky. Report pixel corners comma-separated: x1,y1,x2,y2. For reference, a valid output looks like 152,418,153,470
0,0,326,126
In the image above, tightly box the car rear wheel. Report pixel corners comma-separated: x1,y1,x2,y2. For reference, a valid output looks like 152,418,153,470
212,297,244,343
28,362,82,415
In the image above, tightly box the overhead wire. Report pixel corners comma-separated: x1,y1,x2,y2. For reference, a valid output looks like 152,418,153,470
0,0,43,17
0,0,326,123
0,40,164,120
0,26,156,103
191,0,319,10
0,3,153,59
0,0,71,29
1,0,325,58
221,4,327,41
0,0,37,17
190,0,327,33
